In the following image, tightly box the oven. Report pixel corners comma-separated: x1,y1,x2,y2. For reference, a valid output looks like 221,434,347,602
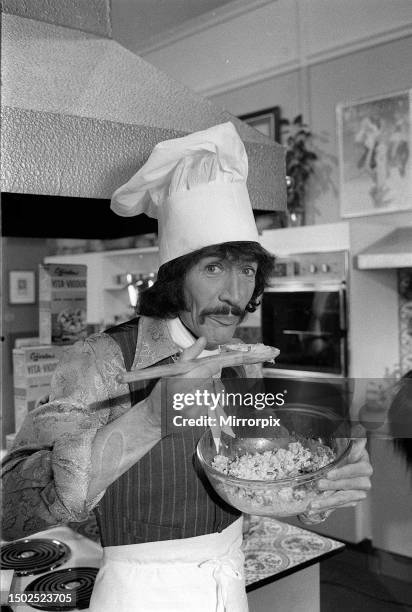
261,251,349,378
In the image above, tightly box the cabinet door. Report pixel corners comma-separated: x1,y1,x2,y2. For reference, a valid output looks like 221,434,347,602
370,438,412,557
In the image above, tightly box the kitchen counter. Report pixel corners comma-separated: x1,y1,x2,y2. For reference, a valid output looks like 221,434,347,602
244,516,344,612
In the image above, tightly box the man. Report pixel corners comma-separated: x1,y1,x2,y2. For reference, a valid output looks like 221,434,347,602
2,123,372,610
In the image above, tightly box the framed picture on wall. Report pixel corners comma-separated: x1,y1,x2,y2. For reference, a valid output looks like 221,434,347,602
239,106,281,143
9,270,36,304
337,89,412,218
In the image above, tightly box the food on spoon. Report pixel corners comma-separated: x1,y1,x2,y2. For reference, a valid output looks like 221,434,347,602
219,342,278,363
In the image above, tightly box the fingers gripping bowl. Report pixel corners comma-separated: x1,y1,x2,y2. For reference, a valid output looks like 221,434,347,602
196,405,352,517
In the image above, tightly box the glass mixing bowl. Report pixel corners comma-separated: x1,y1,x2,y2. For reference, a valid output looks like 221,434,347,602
196,404,352,517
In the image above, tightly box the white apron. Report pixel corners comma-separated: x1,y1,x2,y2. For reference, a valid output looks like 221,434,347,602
89,517,248,612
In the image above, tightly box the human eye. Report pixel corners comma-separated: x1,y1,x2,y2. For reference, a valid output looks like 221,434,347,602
205,262,224,274
242,266,257,277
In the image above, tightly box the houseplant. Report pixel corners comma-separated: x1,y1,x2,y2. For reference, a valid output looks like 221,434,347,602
282,115,318,226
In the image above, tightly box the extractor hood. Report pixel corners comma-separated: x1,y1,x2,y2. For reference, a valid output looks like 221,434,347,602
1,1,285,213
356,227,412,269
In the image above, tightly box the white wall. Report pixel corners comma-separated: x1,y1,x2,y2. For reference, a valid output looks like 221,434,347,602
194,5,412,381
138,0,412,97
211,36,412,226
134,0,412,226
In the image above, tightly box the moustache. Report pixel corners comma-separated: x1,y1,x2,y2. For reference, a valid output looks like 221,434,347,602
199,306,245,324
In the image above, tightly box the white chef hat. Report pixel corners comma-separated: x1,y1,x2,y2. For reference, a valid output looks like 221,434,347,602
111,122,259,265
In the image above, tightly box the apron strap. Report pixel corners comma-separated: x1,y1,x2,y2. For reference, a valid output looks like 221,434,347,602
199,554,244,612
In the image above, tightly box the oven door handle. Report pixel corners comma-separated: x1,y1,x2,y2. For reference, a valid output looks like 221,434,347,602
283,330,334,337
265,281,345,292
282,330,347,338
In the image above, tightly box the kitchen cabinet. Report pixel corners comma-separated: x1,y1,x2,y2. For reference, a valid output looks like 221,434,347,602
370,438,412,558
44,247,159,326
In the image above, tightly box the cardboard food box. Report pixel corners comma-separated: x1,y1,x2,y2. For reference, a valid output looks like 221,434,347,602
39,264,87,345
6,432,17,452
12,345,64,431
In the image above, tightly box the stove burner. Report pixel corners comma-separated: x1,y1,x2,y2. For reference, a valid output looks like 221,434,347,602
25,567,98,610
20,550,36,558
0,539,71,576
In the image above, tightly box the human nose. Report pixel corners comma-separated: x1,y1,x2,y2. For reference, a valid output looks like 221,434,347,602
218,271,242,307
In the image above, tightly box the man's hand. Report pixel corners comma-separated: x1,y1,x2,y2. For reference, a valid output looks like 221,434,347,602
302,438,372,521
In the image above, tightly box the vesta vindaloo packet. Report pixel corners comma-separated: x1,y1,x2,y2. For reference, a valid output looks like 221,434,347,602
12,345,64,431
39,264,87,345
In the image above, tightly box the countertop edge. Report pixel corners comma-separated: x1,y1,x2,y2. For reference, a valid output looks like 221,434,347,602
246,544,345,591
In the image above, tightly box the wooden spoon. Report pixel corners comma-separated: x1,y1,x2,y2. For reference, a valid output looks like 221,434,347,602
117,344,279,384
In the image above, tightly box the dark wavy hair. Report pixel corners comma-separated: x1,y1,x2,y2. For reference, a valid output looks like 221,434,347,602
138,241,275,319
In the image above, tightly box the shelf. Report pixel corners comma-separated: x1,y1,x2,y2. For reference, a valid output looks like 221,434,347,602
103,246,159,257
260,222,350,255
44,246,159,263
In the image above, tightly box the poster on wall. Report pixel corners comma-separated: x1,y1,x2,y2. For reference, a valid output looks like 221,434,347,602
337,90,412,218
9,270,36,304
